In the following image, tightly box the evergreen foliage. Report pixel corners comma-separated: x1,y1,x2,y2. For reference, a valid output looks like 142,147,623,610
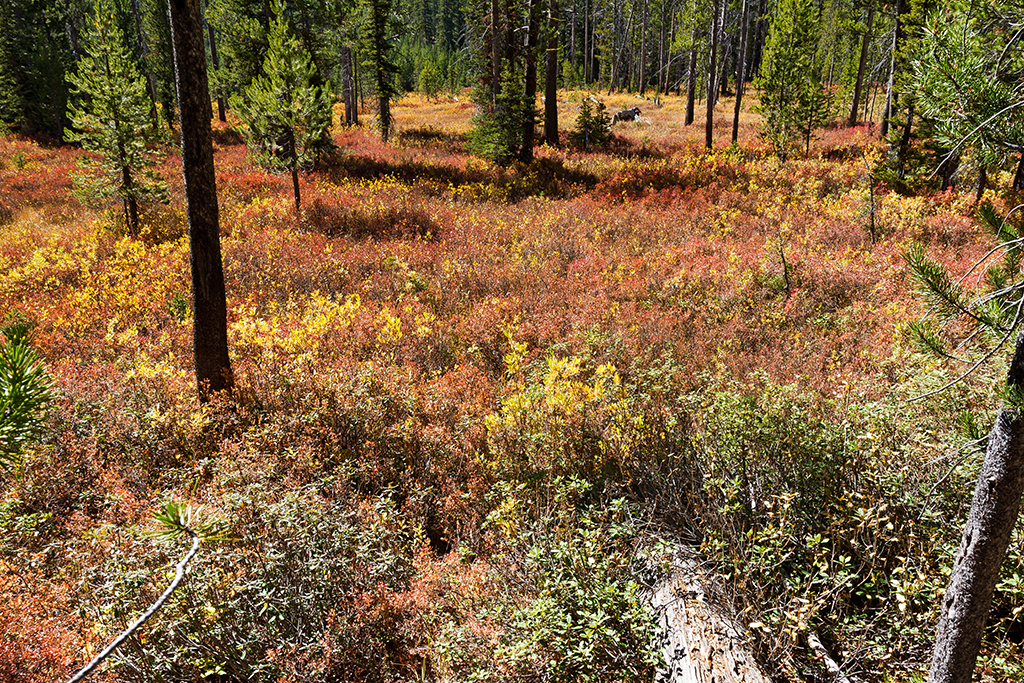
0,0,83,137
206,0,272,101
754,0,831,160
0,0,21,129
906,205,1024,369
65,0,168,236
469,64,536,165
909,5,1024,175
232,0,332,211
361,0,402,142
568,95,611,150
0,316,52,476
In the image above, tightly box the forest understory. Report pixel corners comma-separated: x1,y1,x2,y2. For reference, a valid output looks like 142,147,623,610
2,92,1024,682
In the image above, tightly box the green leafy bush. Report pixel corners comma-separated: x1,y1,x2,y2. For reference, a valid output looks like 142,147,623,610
85,487,418,682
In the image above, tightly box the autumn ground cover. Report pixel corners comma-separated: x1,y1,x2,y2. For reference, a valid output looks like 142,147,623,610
2,91,1023,682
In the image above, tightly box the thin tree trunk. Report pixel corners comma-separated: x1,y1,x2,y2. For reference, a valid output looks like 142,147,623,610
521,0,541,162
705,0,719,149
750,0,767,77
976,165,988,203
939,151,959,191
492,0,501,100
1014,153,1024,191
717,35,729,99
882,0,907,138
544,0,559,145
897,100,913,179
848,6,873,127
203,0,226,121
584,0,590,82
731,0,748,144
927,331,1024,683
342,45,356,124
609,2,635,94
685,45,697,124
288,128,301,212
638,0,648,94
131,0,160,130
167,0,233,401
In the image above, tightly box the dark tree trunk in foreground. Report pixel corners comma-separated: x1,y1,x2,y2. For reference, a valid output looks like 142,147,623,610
1013,154,1024,191
928,331,1024,683
705,0,719,149
544,0,559,146
167,0,233,401
848,5,873,127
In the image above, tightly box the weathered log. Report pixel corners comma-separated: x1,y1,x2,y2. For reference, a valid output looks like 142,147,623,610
652,555,771,683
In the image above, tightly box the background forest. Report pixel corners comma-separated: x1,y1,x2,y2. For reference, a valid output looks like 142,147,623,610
2,0,1024,681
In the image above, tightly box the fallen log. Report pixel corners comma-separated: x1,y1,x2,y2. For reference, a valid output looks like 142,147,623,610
651,554,771,683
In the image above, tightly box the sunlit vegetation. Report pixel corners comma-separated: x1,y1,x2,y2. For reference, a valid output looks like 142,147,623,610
2,93,1024,682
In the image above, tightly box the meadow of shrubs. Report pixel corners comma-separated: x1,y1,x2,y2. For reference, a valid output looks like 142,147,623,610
2,92,1023,682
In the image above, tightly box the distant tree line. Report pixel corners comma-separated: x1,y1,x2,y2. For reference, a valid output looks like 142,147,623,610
2,0,1022,188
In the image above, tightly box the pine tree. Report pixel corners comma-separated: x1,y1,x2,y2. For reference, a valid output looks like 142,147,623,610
0,0,20,129
910,6,1024,194
65,0,168,236
362,0,402,142
568,95,611,150
232,0,332,212
906,203,1024,683
754,0,830,160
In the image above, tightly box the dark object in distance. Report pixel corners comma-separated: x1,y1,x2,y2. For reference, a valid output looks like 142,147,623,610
613,107,642,123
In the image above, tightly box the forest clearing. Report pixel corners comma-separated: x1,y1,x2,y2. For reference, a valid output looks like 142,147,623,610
3,86,1023,681
3,0,1024,674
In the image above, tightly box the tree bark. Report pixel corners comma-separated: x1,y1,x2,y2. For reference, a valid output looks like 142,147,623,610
544,0,559,146
927,330,1024,683
638,0,648,94
167,0,233,401
939,151,959,191
731,0,748,144
1013,153,1024,191
685,43,697,124
897,100,913,179
520,0,541,162
705,0,719,149
341,45,357,124
491,0,501,100
848,6,873,127
881,0,907,139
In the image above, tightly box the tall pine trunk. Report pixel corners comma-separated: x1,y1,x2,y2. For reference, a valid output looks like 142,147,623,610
705,0,719,149
342,45,357,124
520,0,541,162
491,0,501,100
544,0,559,146
848,5,872,127
638,0,648,94
203,0,226,121
927,329,1024,683
167,0,233,401
731,0,748,144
